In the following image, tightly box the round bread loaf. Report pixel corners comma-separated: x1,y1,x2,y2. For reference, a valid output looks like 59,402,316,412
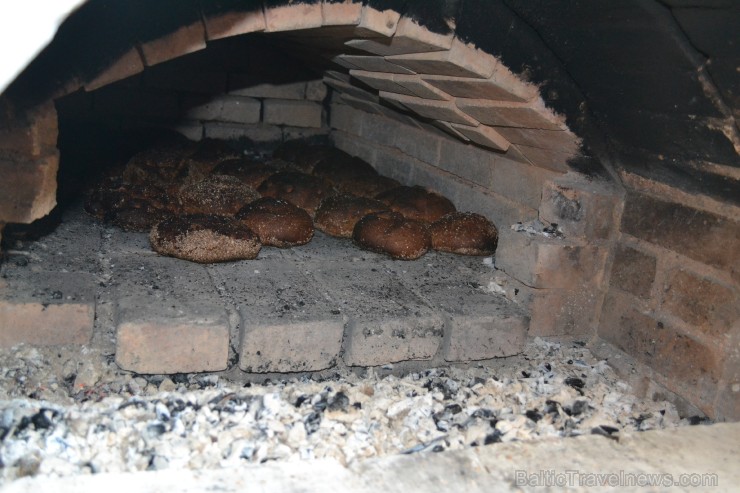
85,182,170,219
375,186,456,223
150,214,261,263
312,155,378,184
212,158,283,189
177,175,260,215
122,147,188,185
429,212,498,256
314,194,389,238
332,174,401,198
236,197,314,248
257,172,335,217
353,211,431,260
106,199,173,232
273,141,351,173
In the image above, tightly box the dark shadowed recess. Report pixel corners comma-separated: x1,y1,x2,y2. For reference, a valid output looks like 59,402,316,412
3,0,739,202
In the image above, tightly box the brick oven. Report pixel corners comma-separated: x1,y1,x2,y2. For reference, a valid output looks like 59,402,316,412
0,0,738,440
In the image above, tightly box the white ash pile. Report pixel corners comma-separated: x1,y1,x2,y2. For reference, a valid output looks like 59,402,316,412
0,339,700,483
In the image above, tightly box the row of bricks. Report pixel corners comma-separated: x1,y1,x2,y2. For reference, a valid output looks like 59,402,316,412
0,251,528,374
84,3,425,92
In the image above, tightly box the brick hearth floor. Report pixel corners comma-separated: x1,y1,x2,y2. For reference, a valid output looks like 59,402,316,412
0,201,527,375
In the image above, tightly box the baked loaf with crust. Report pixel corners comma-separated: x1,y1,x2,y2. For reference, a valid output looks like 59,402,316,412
257,172,335,217
236,197,314,248
375,186,456,223
429,212,498,256
177,175,260,215
150,214,261,263
353,211,431,260
314,194,389,238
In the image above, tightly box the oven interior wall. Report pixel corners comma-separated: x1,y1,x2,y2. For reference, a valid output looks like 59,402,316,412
0,0,738,421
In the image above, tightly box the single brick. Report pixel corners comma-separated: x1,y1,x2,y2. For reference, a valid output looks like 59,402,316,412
456,99,566,130
610,243,657,300
355,5,401,37
539,177,621,240
0,103,58,160
86,48,145,91
204,122,283,143
379,91,479,125
450,123,510,151
210,261,344,373
113,255,229,374
322,1,362,26
599,290,723,404
263,99,323,128
334,55,415,75
662,269,738,338
183,95,261,124
315,264,444,367
621,191,740,281
203,9,266,41
423,74,534,103
140,22,207,67
386,38,497,79
170,121,204,141
264,3,323,32
229,76,307,100
345,16,453,56
0,155,58,224
0,272,95,348
282,126,329,142
494,127,581,153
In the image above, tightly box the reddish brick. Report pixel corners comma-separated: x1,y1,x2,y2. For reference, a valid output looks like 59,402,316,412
662,269,738,338
610,244,657,300
140,22,207,67
0,155,58,223
322,1,362,26
539,178,621,240
0,273,95,347
203,9,266,41
621,191,740,281
85,48,145,91
599,289,723,406
0,103,58,160
355,5,401,37
264,3,323,32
